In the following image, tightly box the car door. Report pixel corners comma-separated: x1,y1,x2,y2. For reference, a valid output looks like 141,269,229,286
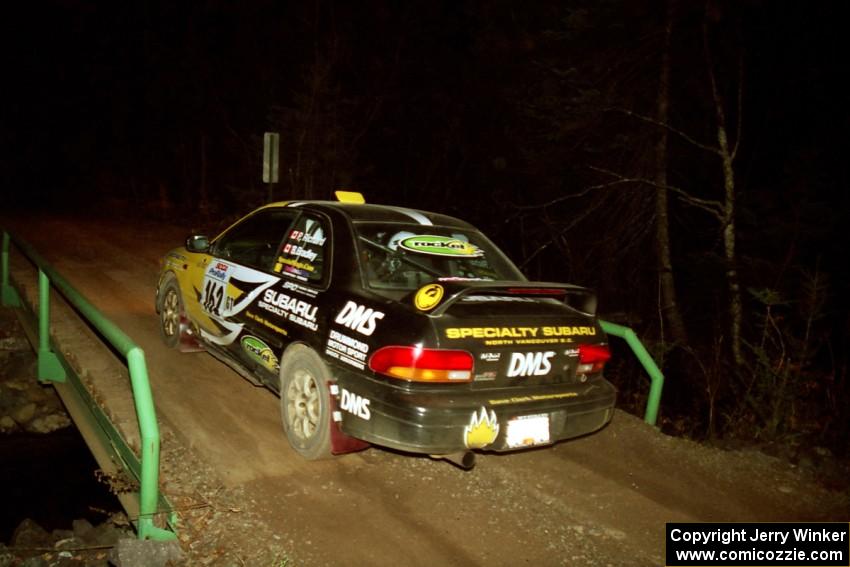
197,208,299,365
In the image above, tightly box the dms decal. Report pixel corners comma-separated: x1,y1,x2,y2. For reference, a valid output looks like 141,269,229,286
507,351,556,377
340,388,371,420
464,407,499,449
240,335,279,371
325,330,369,370
334,301,384,336
259,289,318,331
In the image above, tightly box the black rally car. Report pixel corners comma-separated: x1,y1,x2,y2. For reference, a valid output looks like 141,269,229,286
156,192,616,466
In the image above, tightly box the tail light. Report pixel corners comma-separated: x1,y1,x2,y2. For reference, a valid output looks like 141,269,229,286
577,344,610,374
369,346,474,383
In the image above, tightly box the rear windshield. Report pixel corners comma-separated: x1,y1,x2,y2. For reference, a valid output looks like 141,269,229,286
353,223,525,294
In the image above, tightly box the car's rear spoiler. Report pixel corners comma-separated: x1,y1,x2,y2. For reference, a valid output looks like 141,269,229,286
404,280,598,317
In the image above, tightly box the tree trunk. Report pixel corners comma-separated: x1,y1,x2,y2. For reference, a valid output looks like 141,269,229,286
716,126,743,366
654,0,689,347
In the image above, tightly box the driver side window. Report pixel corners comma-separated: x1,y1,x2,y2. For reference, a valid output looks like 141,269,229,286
213,209,298,271
273,213,330,285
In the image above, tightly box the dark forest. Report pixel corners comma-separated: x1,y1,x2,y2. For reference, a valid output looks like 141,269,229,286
3,0,849,456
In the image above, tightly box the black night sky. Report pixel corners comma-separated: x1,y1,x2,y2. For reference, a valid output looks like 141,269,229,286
3,1,849,452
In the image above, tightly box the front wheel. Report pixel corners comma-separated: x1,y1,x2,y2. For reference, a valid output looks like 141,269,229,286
158,275,183,349
279,345,333,460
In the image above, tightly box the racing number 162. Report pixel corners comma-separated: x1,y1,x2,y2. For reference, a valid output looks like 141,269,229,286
203,280,225,315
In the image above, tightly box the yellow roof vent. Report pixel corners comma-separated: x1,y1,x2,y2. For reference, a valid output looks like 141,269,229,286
335,190,366,204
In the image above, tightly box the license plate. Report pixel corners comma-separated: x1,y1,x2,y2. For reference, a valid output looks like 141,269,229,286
506,414,551,448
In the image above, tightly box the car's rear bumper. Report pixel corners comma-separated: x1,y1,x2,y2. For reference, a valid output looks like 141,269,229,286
334,372,616,455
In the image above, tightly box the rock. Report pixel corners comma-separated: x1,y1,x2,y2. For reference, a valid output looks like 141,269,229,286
108,538,185,567
0,336,29,350
72,519,94,539
4,378,30,392
26,413,71,434
11,518,51,548
0,415,16,432
82,521,128,546
11,403,36,425
0,543,15,567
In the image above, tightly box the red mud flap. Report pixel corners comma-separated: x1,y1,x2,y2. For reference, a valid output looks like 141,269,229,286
328,383,370,455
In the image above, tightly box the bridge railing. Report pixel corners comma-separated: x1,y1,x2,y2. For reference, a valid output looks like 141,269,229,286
599,320,665,426
1,230,175,541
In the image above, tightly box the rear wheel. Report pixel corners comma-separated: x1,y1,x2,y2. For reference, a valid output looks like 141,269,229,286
158,275,183,349
279,346,333,460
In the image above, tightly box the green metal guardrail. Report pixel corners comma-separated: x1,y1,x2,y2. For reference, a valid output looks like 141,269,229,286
2,231,175,541
599,319,665,426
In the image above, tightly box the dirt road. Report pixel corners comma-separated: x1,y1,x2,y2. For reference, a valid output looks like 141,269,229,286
2,213,846,566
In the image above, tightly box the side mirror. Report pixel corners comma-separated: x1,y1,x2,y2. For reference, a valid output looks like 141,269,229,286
185,235,210,253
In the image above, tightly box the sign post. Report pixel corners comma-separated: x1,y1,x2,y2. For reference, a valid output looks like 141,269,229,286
263,132,280,202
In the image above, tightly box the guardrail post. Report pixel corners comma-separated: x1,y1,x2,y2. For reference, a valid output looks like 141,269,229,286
37,269,67,383
600,320,665,426
128,347,175,541
2,232,20,307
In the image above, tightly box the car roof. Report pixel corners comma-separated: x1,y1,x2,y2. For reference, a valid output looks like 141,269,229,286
268,200,477,230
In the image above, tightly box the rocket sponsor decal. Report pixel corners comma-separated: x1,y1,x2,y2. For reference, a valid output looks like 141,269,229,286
398,235,483,258
240,335,280,372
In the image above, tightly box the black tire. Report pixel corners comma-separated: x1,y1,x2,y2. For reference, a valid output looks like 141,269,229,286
279,345,334,460
158,274,183,349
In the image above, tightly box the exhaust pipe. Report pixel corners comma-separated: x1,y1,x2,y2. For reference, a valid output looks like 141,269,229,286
431,452,476,470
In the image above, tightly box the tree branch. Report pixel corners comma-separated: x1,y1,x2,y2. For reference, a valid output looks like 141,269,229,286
731,56,744,160
589,165,725,220
608,107,720,156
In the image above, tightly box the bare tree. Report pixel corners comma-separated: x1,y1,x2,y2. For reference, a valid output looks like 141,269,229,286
654,0,689,347
603,3,745,366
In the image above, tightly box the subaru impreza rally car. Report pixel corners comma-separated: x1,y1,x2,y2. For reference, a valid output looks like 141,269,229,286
155,191,615,467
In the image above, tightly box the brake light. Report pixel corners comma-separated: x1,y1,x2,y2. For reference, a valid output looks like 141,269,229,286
369,346,474,382
577,344,610,374
506,288,566,296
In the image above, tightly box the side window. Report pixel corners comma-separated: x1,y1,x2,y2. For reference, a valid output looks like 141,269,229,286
213,209,298,271
273,213,329,285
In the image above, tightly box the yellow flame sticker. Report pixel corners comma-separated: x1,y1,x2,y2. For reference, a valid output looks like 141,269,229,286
414,283,444,311
464,407,500,449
